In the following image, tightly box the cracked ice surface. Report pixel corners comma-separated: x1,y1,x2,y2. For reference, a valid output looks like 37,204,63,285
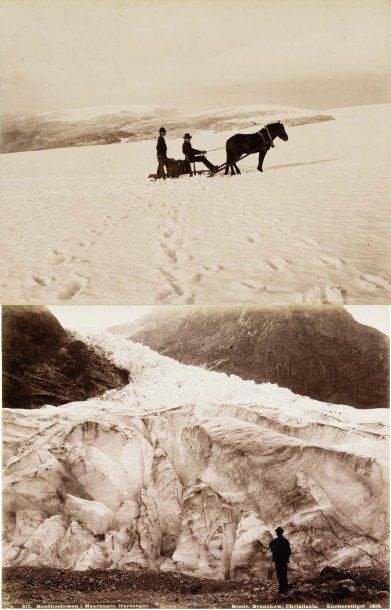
3,332,389,578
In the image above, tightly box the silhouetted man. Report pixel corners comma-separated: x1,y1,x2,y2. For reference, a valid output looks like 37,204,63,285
156,127,168,178
182,133,217,172
269,527,291,593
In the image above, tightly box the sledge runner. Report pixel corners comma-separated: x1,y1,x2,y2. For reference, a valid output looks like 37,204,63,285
182,133,217,172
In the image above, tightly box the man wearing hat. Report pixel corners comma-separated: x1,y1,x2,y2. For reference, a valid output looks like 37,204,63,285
182,133,217,172
269,527,291,593
156,127,168,179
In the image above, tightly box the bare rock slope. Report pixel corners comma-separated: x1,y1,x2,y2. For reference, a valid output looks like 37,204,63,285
120,306,389,408
2,306,129,408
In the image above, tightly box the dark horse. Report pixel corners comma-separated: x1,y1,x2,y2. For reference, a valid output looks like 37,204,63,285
225,122,288,175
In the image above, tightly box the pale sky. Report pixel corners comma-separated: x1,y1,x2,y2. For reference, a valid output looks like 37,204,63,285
345,306,389,337
49,305,390,336
1,0,390,115
48,305,151,333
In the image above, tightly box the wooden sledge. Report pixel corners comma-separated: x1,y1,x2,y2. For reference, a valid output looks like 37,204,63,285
148,169,210,180
149,156,212,180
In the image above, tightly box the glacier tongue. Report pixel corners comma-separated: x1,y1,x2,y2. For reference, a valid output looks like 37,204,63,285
3,332,389,578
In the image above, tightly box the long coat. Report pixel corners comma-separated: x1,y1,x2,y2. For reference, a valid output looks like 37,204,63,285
269,536,291,563
156,135,167,158
182,140,202,162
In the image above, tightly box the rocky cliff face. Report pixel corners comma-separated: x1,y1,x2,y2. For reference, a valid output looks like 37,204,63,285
2,306,129,409
3,332,388,579
118,306,389,409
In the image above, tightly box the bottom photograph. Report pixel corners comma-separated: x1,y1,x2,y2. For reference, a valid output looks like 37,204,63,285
2,304,390,609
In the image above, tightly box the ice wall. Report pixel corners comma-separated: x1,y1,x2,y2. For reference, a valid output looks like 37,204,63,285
3,333,389,578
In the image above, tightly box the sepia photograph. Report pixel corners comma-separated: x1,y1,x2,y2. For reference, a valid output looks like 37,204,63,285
1,1,390,609
1,0,390,305
2,304,390,608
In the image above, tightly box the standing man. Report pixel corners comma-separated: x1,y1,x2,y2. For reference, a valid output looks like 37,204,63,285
182,133,217,173
156,127,168,179
269,527,291,593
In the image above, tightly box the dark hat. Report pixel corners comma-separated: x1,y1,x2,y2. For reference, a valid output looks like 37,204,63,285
275,527,284,534
159,127,166,133
183,133,192,139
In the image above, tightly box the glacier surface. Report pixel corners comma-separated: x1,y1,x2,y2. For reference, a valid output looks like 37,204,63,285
3,332,389,579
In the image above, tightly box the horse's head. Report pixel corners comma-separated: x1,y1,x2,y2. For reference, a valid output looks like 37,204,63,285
275,121,288,141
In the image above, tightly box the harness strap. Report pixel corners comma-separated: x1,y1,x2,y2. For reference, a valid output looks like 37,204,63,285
258,126,275,148
265,125,273,141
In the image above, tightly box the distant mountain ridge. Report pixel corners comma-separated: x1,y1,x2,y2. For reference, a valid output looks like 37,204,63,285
1,104,334,153
112,306,389,409
2,306,129,409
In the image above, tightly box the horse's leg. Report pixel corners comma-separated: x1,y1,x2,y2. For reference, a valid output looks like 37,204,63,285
226,147,237,175
225,151,231,175
257,147,268,172
233,162,241,175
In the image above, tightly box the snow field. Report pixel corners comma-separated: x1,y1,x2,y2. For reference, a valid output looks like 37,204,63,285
1,104,390,304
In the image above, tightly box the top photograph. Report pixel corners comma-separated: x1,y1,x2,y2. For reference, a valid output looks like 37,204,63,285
1,0,390,305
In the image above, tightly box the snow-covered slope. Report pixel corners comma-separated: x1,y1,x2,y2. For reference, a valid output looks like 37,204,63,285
1,104,389,305
3,332,389,578
1,103,329,153
38,105,174,124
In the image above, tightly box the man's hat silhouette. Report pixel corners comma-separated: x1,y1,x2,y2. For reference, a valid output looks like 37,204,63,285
159,127,166,133
183,133,192,139
275,527,284,534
